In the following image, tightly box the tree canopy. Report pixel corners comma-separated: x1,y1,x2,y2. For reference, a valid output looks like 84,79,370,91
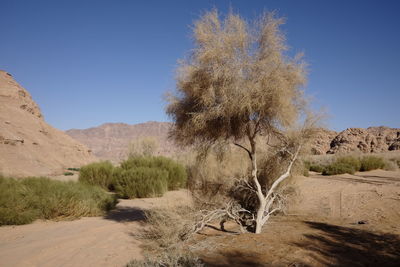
166,10,306,148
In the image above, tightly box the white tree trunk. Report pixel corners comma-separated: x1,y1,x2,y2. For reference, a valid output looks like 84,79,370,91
234,137,300,234
253,146,301,234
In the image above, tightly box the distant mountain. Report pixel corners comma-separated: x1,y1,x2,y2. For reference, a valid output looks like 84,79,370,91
67,120,400,163
0,71,96,177
66,121,180,163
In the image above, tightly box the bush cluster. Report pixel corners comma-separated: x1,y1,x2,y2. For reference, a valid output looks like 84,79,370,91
121,156,187,190
0,176,117,226
360,156,385,171
114,167,168,198
79,156,187,199
79,161,115,190
305,155,391,176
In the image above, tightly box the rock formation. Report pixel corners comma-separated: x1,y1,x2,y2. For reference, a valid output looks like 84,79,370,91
327,127,400,154
309,128,338,155
0,70,96,177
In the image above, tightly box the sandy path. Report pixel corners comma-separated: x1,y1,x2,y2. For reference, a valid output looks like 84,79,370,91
0,190,191,267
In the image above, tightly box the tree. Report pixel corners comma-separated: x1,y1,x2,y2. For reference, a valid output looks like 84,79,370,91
166,10,308,234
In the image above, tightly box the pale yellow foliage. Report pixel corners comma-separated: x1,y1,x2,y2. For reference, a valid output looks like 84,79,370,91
166,10,307,147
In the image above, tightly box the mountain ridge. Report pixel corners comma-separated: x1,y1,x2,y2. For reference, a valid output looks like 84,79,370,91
66,121,400,163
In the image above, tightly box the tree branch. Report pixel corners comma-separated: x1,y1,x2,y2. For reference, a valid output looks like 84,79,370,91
233,142,252,160
264,145,301,202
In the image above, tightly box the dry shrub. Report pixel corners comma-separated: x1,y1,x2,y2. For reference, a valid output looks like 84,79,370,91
139,206,196,250
384,160,398,171
127,250,203,267
129,202,203,266
128,137,159,158
187,145,249,211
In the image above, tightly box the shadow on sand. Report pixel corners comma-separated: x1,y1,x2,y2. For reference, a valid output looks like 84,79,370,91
292,221,400,266
103,206,146,222
201,251,267,267
200,220,400,267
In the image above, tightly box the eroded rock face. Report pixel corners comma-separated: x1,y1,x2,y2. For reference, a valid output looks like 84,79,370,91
309,128,338,155
327,127,400,154
0,70,97,177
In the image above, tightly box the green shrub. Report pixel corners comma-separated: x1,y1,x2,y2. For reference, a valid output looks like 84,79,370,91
121,156,187,190
64,172,74,176
322,156,361,176
309,164,326,173
114,167,168,198
322,162,356,176
79,161,115,190
336,156,361,171
0,176,117,225
360,156,385,171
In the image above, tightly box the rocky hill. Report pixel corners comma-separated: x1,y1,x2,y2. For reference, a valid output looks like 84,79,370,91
0,70,96,177
327,127,400,154
66,121,179,163
309,127,400,154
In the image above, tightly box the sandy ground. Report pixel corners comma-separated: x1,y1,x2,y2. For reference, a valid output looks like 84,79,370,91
0,190,191,267
0,170,399,266
195,170,400,266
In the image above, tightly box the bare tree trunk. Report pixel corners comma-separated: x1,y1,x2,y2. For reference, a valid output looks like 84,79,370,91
249,137,267,234
255,146,301,233
235,135,300,234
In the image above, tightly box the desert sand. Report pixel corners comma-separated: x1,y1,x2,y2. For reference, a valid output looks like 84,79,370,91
0,190,191,267
0,170,399,266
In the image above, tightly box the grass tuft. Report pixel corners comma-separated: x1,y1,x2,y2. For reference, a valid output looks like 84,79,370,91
0,176,117,226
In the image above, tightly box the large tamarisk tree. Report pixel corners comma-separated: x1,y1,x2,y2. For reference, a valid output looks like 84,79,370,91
166,10,308,234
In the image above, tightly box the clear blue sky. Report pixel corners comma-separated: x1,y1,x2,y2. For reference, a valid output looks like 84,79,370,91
1,0,399,131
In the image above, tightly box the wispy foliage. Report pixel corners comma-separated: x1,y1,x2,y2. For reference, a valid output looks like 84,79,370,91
167,10,306,148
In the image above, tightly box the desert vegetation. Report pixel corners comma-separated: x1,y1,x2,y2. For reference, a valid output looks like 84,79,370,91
304,153,399,175
114,167,168,198
0,175,117,225
79,155,187,199
79,161,115,190
128,136,159,158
